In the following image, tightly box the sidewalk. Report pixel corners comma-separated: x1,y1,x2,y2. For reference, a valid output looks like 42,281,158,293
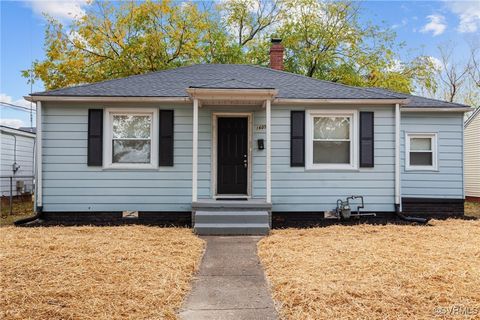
179,236,278,320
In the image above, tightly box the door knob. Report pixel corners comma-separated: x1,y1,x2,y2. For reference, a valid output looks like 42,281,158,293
243,159,248,168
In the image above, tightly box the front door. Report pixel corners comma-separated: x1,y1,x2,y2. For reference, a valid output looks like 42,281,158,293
217,117,248,195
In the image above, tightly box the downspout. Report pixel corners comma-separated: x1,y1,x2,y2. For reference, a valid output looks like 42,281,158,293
394,103,401,213
0,129,19,175
394,103,429,224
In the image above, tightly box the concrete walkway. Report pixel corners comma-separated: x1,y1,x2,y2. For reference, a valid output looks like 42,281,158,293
179,236,278,320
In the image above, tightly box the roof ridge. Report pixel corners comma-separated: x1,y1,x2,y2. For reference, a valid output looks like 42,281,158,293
245,64,405,99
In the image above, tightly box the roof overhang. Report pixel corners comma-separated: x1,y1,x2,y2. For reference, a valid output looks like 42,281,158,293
0,126,36,138
273,98,409,105
24,95,191,103
186,88,278,100
401,107,473,112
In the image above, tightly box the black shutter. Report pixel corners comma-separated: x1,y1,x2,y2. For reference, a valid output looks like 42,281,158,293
290,111,305,167
360,112,374,167
87,109,103,166
159,110,174,166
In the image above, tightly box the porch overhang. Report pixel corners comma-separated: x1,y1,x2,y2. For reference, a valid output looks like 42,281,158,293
186,88,278,106
189,88,275,204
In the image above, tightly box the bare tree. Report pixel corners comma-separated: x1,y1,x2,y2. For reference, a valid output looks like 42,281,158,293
222,0,285,47
436,44,470,103
467,41,480,88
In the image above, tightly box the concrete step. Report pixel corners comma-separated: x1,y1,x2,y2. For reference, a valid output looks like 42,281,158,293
194,223,270,235
194,211,270,224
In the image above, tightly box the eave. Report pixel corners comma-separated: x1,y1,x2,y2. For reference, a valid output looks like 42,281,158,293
401,107,473,113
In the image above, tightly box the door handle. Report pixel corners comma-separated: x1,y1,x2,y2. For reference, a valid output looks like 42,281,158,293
243,158,248,168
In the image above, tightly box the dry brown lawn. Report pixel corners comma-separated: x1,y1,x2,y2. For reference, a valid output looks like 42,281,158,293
0,226,204,320
0,198,34,226
258,219,480,320
465,201,480,218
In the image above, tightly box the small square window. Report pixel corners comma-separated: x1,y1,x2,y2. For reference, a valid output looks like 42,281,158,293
406,133,437,171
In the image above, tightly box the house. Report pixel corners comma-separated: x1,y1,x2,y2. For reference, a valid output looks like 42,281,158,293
24,39,472,233
0,126,36,197
464,108,480,202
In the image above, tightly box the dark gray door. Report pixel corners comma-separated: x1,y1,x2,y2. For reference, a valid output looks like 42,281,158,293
217,117,248,195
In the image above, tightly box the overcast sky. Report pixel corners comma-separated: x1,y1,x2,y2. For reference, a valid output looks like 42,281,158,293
1,0,479,128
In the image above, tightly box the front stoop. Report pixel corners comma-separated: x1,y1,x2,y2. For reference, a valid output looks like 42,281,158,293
192,200,272,235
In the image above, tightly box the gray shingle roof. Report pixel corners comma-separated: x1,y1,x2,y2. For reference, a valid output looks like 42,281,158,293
366,87,470,109
31,64,468,108
32,64,403,100
191,78,275,89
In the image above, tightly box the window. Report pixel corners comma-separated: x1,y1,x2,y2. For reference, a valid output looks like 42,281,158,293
406,133,437,171
104,109,158,169
306,110,358,170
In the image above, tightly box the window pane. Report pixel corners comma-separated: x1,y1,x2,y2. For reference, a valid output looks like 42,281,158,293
113,140,151,163
313,141,350,164
410,152,432,166
314,117,350,139
113,115,151,139
410,138,431,151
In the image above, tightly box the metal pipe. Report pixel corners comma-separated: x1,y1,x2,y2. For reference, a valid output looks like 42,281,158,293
9,177,13,215
395,204,429,224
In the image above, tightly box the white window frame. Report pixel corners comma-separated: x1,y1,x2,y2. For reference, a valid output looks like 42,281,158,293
305,109,358,170
405,132,438,171
103,108,159,169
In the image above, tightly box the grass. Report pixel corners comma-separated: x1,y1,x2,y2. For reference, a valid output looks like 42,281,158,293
0,227,204,320
465,201,480,218
0,198,34,226
258,219,480,320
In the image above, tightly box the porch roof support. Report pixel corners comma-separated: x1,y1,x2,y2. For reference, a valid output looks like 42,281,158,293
266,99,272,203
395,103,401,211
192,98,199,202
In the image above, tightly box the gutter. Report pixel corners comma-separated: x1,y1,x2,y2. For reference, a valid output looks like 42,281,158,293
402,107,473,112
24,95,191,103
274,98,409,105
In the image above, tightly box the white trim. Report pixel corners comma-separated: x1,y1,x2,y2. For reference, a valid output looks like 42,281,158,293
35,101,42,208
305,109,359,170
186,88,278,101
266,100,272,203
192,99,199,202
401,107,472,113
211,112,253,197
395,103,400,208
0,126,36,138
25,95,191,103
462,120,465,199
103,108,158,169
275,98,408,105
405,132,438,171
26,95,472,113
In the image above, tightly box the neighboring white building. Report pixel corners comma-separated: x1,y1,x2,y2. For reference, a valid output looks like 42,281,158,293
464,108,480,201
0,126,36,197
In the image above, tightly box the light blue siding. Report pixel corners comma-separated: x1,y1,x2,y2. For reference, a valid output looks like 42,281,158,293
41,102,267,212
41,102,464,213
400,113,464,199
267,105,395,212
42,102,196,212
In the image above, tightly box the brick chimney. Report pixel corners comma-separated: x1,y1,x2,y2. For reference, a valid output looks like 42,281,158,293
269,38,284,71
